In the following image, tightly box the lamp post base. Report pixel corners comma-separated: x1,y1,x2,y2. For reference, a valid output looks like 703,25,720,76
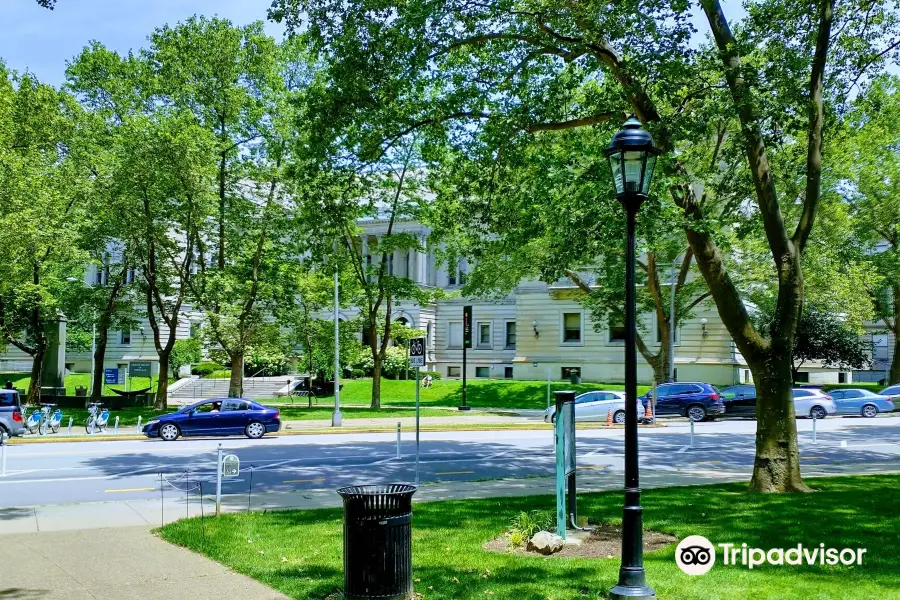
609,584,656,600
331,410,343,427
457,406,471,411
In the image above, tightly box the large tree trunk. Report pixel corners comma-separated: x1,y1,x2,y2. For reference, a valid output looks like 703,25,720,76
371,354,382,409
155,352,170,410
26,345,45,406
229,352,244,397
92,323,110,398
749,349,811,493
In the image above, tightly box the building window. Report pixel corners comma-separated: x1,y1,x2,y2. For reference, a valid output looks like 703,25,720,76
448,321,462,348
448,270,457,286
795,371,810,383
126,267,136,284
459,262,467,285
475,366,490,378
189,323,199,339
361,324,371,347
744,369,751,383
477,322,491,348
505,321,516,348
120,329,131,345
447,366,461,377
609,320,626,343
562,312,582,343
656,322,680,344
504,366,514,379
838,372,847,384
561,366,581,379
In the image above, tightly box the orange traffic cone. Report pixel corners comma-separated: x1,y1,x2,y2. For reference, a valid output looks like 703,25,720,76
606,408,613,426
644,401,653,421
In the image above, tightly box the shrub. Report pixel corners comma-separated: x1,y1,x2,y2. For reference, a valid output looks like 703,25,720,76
192,362,224,377
420,370,441,380
350,369,366,379
508,530,525,549
169,338,202,378
508,510,555,540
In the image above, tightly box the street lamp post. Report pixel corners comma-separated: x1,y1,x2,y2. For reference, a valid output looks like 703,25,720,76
605,116,659,600
333,240,343,427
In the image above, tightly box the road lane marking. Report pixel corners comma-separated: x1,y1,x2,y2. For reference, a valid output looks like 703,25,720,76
435,471,474,476
283,478,325,483
577,465,608,470
105,487,155,493
691,460,722,465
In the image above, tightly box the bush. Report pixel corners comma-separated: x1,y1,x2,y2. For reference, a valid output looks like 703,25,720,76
170,338,202,378
192,362,224,377
508,510,555,540
420,370,441,380
350,368,366,379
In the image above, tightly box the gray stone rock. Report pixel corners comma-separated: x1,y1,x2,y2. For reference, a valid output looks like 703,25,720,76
527,531,564,555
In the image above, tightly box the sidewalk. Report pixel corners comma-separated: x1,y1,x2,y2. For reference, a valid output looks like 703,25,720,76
0,526,289,599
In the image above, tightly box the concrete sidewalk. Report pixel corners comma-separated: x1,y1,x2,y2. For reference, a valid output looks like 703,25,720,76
0,527,289,599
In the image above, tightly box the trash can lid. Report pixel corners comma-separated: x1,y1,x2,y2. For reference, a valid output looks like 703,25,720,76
337,484,417,498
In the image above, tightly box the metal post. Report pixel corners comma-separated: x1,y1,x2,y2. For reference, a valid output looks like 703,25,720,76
67,416,73,435
610,204,653,600
554,397,566,540
689,418,694,449
160,472,164,526
415,366,421,485
90,414,95,435
89,311,96,397
812,412,817,444
547,368,551,410
332,240,343,427
651,383,657,425
461,340,468,410
114,416,119,434
396,422,401,459
1,432,8,477
215,443,223,516
136,415,142,433
668,259,677,382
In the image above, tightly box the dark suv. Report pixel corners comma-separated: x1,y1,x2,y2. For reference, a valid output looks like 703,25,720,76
641,382,725,422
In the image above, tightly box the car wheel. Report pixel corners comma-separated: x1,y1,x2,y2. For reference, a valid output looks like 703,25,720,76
613,410,626,425
159,423,180,441
809,406,827,420
550,412,556,423
861,404,879,418
245,421,266,439
687,405,707,422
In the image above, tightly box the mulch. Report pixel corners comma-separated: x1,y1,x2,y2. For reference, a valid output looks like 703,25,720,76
484,525,676,559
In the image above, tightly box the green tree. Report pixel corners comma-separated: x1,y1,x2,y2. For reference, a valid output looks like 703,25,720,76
390,321,427,380
274,0,900,490
169,337,203,379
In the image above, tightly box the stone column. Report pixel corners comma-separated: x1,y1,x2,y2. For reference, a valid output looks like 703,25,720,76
40,313,67,397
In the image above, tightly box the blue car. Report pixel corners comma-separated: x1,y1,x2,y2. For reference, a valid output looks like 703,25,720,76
640,382,725,422
143,398,281,441
828,388,894,418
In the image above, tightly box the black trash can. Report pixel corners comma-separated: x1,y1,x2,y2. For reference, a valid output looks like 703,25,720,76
337,484,417,600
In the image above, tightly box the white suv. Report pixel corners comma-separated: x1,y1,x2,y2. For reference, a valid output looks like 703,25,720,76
793,388,837,419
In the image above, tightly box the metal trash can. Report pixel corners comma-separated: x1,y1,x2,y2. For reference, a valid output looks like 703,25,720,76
337,484,417,600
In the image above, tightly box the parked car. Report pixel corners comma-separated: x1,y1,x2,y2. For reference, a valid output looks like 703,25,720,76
792,388,836,419
544,391,643,424
0,389,25,437
143,398,281,441
829,388,894,418
879,384,900,402
719,384,758,417
640,382,725,422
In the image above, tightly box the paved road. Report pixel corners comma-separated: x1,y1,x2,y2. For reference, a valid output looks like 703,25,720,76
2,417,900,509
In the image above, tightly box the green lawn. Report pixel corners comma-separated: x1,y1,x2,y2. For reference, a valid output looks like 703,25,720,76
268,378,652,410
275,406,506,420
159,474,900,600
2,372,163,396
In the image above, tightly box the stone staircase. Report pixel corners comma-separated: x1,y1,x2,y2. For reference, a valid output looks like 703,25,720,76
168,376,294,402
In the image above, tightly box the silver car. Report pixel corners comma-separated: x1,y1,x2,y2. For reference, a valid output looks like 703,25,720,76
829,388,895,417
544,391,643,424
792,388,837,419
0,389,25,437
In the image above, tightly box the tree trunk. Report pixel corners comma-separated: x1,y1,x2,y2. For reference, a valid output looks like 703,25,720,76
371,355,382,409
92,324,110,399
26,345,45,406
749,350,811,493
155,352,170,410
229,352,244,397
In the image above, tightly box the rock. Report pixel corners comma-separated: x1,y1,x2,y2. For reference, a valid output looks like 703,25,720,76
527,531,564,555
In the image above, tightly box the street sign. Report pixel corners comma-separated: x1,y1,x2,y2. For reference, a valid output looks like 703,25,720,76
104,368,119,385
463,305,472,349
409,337,426,368
130,361,152,377
222,454,240,477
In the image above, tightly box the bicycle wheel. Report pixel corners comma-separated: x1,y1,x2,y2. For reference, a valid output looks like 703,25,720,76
51,421,60,434
39,418,47,435
85,418,94,434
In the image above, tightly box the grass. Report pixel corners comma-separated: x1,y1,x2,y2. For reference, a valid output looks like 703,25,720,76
2,372,163,396
266,378,652,410
274,406,506,420
159,474,900,600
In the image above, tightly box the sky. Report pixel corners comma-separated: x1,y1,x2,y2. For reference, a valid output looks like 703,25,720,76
0,0,283,84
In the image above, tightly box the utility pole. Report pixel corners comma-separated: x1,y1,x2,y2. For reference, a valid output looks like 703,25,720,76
668,259,677,382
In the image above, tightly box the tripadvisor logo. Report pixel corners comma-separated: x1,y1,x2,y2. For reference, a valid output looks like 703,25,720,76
675,536,867,575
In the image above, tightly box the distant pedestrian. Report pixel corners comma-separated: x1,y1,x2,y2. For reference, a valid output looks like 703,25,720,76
3,380,12,390
423,375,433,388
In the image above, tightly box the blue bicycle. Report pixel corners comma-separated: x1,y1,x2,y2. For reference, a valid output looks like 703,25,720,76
85,402,109,434
24,404,62,435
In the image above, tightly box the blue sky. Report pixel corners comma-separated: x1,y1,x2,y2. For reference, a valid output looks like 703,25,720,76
0,0,282,84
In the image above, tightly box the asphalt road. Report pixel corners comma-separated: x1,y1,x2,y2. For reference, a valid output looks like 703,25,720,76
3,417,900,508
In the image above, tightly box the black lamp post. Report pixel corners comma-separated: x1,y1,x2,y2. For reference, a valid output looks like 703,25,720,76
605,116,659,600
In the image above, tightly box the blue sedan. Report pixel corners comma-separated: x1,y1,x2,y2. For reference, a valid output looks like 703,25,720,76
829,389,895,418
143,398,281,441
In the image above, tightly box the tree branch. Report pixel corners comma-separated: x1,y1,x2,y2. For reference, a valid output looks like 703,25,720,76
526,112,624,132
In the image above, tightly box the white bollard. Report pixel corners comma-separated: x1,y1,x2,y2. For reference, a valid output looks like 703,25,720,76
67,416,73,435
813,412,817,444
1,432,8,477
114,416,119,434
215,443,223,516
690,418,695,449
136,415,142,433
396,422,401,459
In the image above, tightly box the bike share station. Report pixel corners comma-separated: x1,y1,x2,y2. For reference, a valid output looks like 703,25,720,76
553,390,594,540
